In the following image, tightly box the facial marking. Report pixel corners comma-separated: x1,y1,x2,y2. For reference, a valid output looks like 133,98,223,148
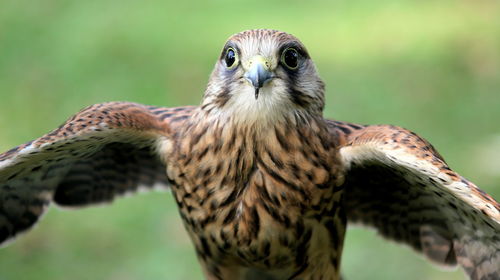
202,29,325,121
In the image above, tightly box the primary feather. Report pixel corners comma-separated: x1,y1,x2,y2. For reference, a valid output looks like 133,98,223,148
0,30,498,280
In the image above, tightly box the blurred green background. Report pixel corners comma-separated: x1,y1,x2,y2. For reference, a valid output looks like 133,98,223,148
0,0,499,279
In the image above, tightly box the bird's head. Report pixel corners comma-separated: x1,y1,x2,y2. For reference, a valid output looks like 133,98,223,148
202,29,325,124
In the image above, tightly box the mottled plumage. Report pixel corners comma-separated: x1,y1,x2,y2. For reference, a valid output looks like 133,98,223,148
0,29,498,280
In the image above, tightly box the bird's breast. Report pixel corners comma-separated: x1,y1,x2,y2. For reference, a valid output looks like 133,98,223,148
165,119,345,270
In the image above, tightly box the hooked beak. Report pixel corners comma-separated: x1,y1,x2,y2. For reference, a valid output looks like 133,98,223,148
244,56,273,99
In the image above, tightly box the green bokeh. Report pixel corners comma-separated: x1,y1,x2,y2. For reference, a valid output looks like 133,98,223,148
0,0,499,279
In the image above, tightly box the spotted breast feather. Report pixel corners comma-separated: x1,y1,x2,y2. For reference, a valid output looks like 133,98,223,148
0,29,499,280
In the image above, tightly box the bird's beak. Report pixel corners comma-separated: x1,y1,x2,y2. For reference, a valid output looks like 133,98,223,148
244,56,273,99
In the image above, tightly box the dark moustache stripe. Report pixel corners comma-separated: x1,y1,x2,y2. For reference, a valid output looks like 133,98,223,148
213,86,231,108
288,88,310,107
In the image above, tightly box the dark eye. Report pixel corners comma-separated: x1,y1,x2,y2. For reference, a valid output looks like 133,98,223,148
281,47,299,69
224,47,238,68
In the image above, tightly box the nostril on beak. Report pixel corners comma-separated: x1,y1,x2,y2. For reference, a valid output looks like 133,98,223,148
244,60,273,99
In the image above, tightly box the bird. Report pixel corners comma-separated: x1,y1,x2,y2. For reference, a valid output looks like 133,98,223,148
0,29,499,280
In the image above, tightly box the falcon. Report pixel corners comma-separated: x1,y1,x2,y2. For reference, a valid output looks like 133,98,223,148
0,29,498,280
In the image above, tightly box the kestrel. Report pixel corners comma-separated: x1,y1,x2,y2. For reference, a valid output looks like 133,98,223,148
0,29,499,280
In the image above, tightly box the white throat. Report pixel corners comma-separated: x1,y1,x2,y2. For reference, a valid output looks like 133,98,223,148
222,81,297,126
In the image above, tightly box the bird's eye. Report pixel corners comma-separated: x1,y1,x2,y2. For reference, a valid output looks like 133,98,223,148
224,47,238,68
281,47,299,69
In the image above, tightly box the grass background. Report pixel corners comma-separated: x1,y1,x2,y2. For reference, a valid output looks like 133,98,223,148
0,0,499,279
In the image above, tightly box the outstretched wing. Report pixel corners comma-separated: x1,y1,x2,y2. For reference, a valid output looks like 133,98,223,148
329,121,500,280
0,102,195,245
